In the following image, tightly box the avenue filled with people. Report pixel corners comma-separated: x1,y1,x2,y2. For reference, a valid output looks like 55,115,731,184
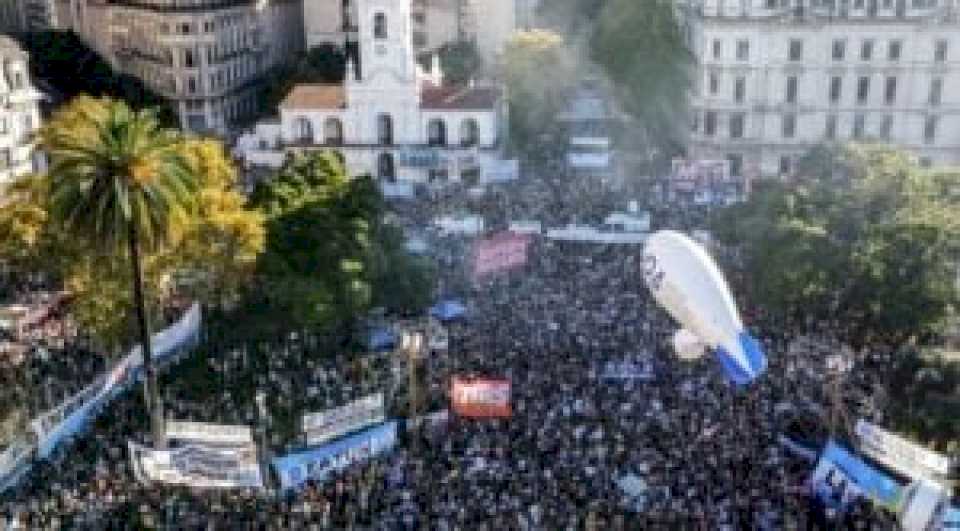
0,178,913,529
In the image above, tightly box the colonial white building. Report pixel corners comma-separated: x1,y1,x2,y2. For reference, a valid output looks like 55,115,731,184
686,0,960,176
235,0,508,184
0,36,43,187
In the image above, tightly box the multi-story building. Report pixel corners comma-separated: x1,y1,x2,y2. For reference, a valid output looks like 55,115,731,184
0,0,64,32
686,0,960,176
235,0,508,184
0,36,43,186
71,0,303,135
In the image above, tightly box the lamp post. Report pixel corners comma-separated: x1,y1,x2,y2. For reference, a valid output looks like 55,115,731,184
401,331,424,452
255,389,271,492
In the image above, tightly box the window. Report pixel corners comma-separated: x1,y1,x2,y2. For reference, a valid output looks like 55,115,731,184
853,114,865,139
924,116,937,143
22,114,31,132
0,148,9,169
929,77,942,106
779,156,791,175
730,113,745,138
825,114,838,139
726,154,743,177
786,76,798,104
861,39,873,60
293,117,312,142
13,72,22,89
324,117,343,145
857,76,870,104
184,49,194,68
934,39,947,62
782,113,796,138
712,39,721,59
854,0,864,8
187,76,197,94
427,119,447,146
704,111,717,136
880,115,893,140
709,73,718,95
460,119,479,146
377,113,393,145
832,39,846,61
788,39,803,61
829,76,842,103
888,40,902,60
884,76,897,105
374,13,387,39
766,0,776,7
734,77,745,103
180,23,191,34
736,39,749,60
378,153,395,182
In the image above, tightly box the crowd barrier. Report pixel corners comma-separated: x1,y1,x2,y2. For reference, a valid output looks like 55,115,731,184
0,303,202,492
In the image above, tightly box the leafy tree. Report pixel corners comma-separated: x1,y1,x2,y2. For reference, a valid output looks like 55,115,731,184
437,40,482,85
712,144,960,350
252,151,433,332
41,97,198,446
589,0,693,155
502,30,576,158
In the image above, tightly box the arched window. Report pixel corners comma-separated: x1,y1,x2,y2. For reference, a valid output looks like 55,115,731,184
293,116,313,143
460,118,479,147
324,117,343,145
374,13,387,39
428,119,447,146
378,153,395,182
377,113,393,145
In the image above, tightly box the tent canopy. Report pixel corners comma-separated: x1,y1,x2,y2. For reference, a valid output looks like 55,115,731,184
430,300,466,322
367,328,397,352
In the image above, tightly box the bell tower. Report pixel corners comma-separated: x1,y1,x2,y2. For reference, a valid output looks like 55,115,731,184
355,0,416,84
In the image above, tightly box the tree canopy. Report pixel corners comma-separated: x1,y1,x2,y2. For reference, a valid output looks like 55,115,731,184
437,40,482,86
712,144,960,349
251,151,432,332
0,96,265,350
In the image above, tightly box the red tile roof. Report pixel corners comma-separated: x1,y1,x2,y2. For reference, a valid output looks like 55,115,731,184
421,85,502,110
280,84,346,110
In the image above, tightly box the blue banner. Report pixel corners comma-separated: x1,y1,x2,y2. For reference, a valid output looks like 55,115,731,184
272,421,397,491
811,440,904,511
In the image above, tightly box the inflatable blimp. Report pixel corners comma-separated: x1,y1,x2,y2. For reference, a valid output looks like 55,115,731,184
642,230,767,386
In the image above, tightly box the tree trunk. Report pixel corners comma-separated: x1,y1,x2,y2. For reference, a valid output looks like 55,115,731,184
128,223,166,448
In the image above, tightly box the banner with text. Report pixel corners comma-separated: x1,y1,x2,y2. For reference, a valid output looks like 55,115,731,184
128,441,263,489
273,421,397,491
303,393,386,447
451,378,511,418
855,419,952,482
472,231,531,281
811,440,903,513
166,421,254,447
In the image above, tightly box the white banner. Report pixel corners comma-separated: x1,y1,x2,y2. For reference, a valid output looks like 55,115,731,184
128,440,263,489
166,421,253,447
855,419,952,480
303,393,385,447
274,421,397,490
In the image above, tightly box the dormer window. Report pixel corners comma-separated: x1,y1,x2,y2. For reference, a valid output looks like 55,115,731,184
374,13,387,39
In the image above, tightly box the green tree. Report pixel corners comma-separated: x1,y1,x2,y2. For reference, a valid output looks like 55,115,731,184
252,151,433,332
712,144,960,349
502,30,576,158
41,97,198,447
589,0,693,155
437,40,482,85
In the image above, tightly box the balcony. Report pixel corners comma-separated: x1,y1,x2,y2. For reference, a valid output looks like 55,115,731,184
107,0,255,13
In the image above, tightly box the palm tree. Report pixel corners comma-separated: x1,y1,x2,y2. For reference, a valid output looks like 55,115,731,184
42,98,197,447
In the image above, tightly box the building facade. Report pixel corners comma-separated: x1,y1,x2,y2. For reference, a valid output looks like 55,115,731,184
235,0,508,184
687,0,960,176
70,0,302,135
0,36,43,186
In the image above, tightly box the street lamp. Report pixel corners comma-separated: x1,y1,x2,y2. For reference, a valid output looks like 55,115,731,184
401,331,424,451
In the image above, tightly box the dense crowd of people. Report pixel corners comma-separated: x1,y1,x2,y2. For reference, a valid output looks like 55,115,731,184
0,177,913,529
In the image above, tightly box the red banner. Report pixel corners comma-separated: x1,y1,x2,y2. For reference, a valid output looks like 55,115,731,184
451,378,511,418
471,231,531,281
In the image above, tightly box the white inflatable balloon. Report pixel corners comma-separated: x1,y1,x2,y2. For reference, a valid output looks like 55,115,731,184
642,230,767,386
672,328,707,360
